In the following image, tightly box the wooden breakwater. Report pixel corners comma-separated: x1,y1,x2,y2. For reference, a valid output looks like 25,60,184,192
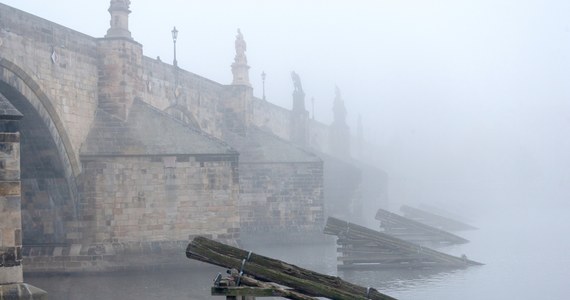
324,217,482,270
186,236,397,300
400,205,478,231
376,208,469,245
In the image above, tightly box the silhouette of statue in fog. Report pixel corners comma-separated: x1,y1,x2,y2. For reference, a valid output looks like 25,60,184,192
291,71,303,93
235,29,246,56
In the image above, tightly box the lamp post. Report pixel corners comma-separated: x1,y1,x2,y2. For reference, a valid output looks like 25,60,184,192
172,26,178,67
261,71,266,101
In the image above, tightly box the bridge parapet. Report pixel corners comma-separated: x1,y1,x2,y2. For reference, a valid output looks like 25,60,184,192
141,56,226,137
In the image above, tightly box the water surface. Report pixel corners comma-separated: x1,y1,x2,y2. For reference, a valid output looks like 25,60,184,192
27,206,570,299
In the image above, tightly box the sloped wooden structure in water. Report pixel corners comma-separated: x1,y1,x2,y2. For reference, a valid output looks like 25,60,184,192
375,208,469,245
186,236,397,300
324,217,482,270
400,205,478,231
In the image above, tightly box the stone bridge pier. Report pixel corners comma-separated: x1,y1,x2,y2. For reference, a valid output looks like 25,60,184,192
0,94,46,298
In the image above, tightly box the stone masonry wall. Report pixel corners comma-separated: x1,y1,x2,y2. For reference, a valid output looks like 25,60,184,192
0,3,360,261
0,97,48,298
0,3,99,169
0,84,76,245
0,118,23,284
141,57,228,138
309,119,331,154
253,98,332,154
97,38,143,121
252,98,291,141
0,3,333,163
80,155,240,244
239,161,324,234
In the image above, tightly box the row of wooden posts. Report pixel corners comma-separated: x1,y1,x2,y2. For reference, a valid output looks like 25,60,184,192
185,206,481,299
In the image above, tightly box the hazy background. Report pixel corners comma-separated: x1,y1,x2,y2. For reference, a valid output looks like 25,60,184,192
3,0,569,216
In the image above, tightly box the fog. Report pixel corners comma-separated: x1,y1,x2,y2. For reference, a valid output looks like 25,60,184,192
3,1,570,298
5,0,569,216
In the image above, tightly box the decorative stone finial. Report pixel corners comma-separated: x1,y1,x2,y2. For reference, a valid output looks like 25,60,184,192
291,71,306,112
290,71,308,146
333,85,347,125
231,29,250,86
330,85,350,158
356,114,364,158
105,0,132,39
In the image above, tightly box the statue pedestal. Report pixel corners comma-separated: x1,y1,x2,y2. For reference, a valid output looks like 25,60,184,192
0,283,47,300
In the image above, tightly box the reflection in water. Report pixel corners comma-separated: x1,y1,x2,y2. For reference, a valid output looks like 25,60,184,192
340,267,466,292
27,262,226,300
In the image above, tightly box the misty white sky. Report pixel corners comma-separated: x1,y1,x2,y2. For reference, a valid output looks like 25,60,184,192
3,0,570,210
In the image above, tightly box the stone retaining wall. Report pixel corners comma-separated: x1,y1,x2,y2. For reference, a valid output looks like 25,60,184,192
239,161,324,234
80,155,240,244
22,241,193,273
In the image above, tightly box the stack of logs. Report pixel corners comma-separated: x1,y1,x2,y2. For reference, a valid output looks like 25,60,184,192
186,236,397,300
324,216,482,270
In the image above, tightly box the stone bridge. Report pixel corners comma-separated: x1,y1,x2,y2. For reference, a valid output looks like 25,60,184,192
0,1,387,272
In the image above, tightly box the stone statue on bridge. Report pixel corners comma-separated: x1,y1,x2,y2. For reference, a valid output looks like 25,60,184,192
234,29,247,63
231,29,250,86
333,85,347,124
291,71,304,93
290,71,307,146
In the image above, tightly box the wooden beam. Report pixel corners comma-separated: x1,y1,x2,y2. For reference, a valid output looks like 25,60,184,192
187,236,397,300
400,205,478,231
376,208,469,244
238,275,320,300
324,217,482,268
212,286,275,297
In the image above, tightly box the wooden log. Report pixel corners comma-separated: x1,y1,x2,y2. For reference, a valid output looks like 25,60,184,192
212,286,275,297
236,274,320,300
186,236,397,300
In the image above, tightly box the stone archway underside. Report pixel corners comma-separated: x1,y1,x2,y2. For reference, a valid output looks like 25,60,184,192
0,85,75,244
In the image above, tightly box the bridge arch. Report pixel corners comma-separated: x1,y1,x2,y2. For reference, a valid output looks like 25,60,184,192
0,58,80,244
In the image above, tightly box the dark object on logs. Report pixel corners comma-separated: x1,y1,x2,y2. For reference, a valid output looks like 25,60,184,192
324,216,482,270
186,236,397,300
211,268,319,300
376,208,469,245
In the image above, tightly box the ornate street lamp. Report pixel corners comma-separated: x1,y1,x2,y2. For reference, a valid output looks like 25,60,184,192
261,71,266,101
172,26,178,67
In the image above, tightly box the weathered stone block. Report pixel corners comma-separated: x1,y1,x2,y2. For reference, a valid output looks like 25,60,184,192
0,182,19,196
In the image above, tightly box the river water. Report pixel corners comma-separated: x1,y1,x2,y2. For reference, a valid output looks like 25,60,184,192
26,204,570,300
